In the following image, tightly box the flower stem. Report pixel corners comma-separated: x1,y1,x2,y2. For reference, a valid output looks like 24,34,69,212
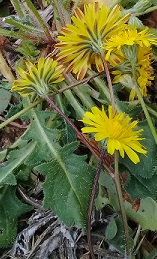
114,151,131,258
64,73,95,109
87,70,111,103
59,82,85,118
101,53,116,111
0,98,41,130
134,83,157,145
87,149,106,259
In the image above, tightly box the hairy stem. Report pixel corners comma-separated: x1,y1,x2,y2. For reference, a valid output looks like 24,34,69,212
87,149,106,259
101,54,116,111
114,151,131,258
134,82,157,145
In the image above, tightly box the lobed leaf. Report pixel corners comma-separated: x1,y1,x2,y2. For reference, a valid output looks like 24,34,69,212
0,186,31,247
36,141,95,228
0,142,36,186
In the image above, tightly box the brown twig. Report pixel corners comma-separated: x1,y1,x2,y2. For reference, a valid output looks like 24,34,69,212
60,71,103,93
100,54,116,111
18,185,42,209
87,149,106,259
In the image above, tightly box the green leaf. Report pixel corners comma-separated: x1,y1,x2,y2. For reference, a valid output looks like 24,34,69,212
16,40,40,61
35,141,95,228
105,217,117,240
22,109,62,166
144,249,157,259
0,150,7,162
99,170,120,210
18,106,95,228
95,184,110,210
125,173,157,200
126,197,157,231
99,171,157,231
0,142,36,186
106,217,127,253
0,186,31,247
0,88,11,113
16,164,32,182
7,103,23,118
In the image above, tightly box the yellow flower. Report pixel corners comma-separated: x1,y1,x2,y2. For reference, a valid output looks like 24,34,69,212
12,57,64,98
105,27,157,60
56,3,130,80
109,46,154,100
81,106,147,164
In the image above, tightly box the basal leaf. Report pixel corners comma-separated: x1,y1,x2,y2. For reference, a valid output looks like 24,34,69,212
144,249,157,259
99,172,157,231
105,217,117,240
105,217,132,253
125,173,157,200
0,88,11,113
35,141,95,228
126,197,157,231
0,142,36,186
0,186,31,247
0,150,7,162
23,109,61,166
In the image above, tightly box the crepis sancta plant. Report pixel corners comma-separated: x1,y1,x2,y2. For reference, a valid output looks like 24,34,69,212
1,0,157,258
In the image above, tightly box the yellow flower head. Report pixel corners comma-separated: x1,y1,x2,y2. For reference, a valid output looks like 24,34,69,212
81,106,147,164
56,3,130,80
12,57,64,98
105,27,157,60
109,46,154,100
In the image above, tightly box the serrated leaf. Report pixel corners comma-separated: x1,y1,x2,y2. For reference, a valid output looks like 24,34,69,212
120,121,157,178
0,88,11,113
16,164,32,181
0,186,31,247
22,109,62,166
105,217,117,240
35,141,95,228
17,40,40,61
0,142,36,186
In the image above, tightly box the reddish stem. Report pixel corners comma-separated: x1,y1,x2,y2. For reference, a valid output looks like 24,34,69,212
87,149,106,259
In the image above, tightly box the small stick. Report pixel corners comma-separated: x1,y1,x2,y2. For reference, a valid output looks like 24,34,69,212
87,149,106,259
